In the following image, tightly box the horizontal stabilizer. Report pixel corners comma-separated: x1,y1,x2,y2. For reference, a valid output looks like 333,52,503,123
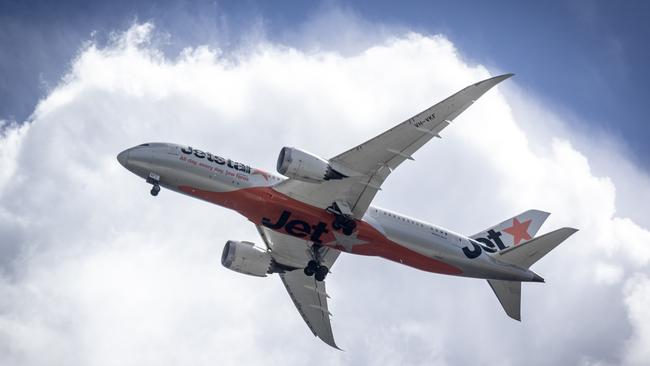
488,227,577,320
497,227,578,269
487,279,521,320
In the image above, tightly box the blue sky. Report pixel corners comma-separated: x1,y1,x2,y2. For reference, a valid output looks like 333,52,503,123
1,0,649,169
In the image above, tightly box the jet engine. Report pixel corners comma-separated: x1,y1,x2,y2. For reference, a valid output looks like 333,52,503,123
276,147,346,183
221,240,272,277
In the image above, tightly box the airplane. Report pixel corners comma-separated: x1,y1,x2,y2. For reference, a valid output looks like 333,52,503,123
117,74,577,349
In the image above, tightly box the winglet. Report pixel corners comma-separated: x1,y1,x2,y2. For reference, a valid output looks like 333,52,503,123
473,73,514,92
492,73,515,82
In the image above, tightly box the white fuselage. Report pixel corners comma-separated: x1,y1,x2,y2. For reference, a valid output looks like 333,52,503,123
117,142,539,282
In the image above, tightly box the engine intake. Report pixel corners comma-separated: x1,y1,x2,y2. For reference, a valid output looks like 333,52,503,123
276,147,346,183
221,240,272,277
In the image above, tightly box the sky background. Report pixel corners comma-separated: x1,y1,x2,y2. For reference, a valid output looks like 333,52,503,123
1,1,650,365
2,0,649,168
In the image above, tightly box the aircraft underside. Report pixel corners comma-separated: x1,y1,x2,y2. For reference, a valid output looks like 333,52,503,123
177,184,464,276
116,74,578,348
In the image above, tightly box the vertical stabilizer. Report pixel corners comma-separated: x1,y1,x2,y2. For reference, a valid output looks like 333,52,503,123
471,209,550,252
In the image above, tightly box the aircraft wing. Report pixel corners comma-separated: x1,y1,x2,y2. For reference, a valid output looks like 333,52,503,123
256,226,341,349
274,74,513,218
280,270,339,349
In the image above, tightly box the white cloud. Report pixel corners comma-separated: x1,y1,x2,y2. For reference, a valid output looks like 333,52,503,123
623,274,650,365
1,21,649,366
594,261,624,285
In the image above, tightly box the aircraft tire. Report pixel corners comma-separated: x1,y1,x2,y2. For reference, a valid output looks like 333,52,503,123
150,185,160,196
304,266,315,276
304,260,318,276
315,265,328,281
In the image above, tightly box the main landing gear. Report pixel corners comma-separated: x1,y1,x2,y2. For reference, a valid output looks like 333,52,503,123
304,244,329,281
304,258,329,281
304,201,358,281
327,201,357,236
146,172,161,196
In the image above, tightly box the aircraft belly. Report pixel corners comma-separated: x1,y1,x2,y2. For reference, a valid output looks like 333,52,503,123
174,181,511,279
172,185,464,275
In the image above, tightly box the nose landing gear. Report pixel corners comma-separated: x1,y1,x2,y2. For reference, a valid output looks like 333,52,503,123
146,172,161,196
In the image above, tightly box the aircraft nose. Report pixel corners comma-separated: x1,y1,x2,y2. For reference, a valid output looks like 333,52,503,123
117,149,130,168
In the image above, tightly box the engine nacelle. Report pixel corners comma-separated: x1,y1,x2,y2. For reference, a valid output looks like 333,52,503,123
221,240,272,277
276,147,346,183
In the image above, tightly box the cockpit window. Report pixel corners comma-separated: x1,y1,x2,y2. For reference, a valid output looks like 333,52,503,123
139,143,150,146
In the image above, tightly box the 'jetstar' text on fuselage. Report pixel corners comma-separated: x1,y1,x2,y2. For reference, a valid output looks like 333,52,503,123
181,146,252,174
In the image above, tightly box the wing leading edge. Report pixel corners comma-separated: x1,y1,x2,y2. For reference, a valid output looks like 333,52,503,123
275,73,513,218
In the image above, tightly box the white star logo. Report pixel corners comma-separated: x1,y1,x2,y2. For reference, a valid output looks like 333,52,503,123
326,231,368,252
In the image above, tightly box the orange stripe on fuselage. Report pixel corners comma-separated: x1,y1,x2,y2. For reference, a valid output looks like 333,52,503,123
178,185,462,275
